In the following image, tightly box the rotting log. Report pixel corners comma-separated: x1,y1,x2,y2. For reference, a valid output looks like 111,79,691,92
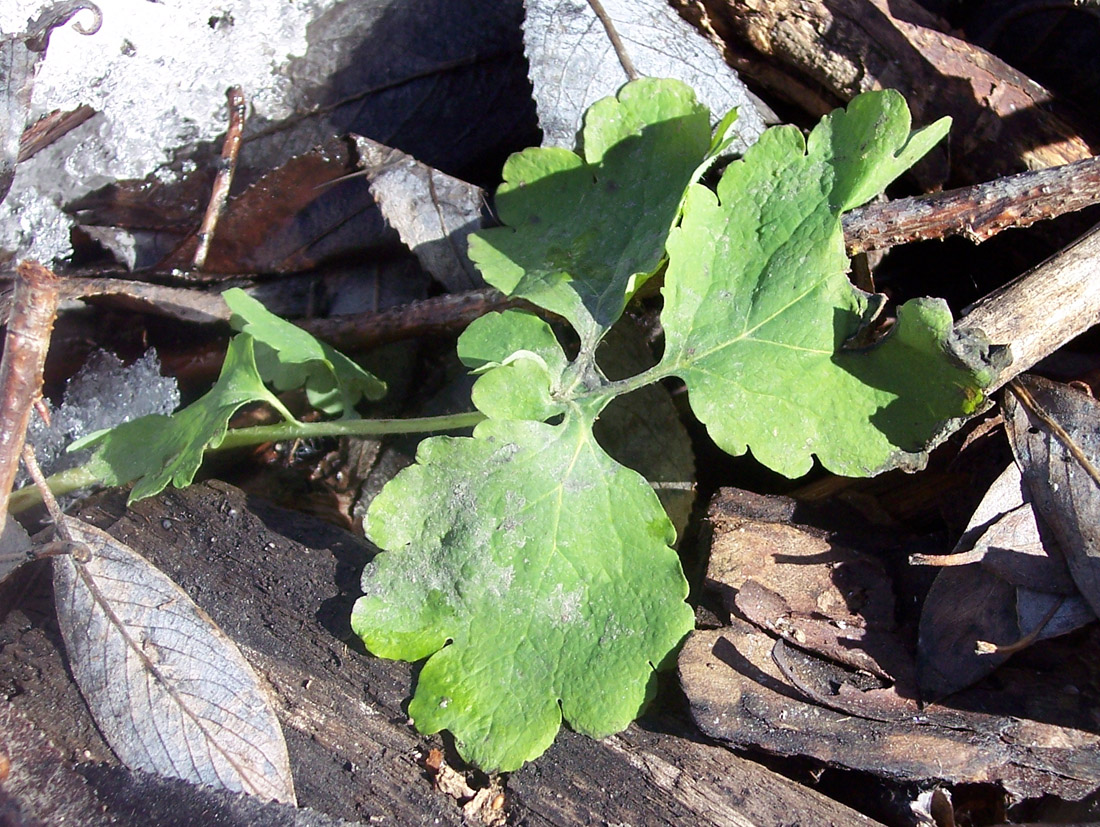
0,480,882,826
694,0,1097,183
960,222,1100,388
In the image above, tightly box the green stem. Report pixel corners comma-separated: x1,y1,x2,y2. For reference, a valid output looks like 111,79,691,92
215,411,485,450
8,411,486,515
9,464,102,514
595,363,676,401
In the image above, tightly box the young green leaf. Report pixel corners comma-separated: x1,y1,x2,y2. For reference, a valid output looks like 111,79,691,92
457,310,569,422
468,78,711,344
659,90,1002,477
223,288,386,416
73,335,292,502
351,413,693,771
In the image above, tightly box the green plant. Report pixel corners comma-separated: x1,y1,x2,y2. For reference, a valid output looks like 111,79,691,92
32,79,1002,772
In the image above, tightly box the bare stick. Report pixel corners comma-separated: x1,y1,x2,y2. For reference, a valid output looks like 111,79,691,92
908,549,987,567
300,287,525,353
18,105,96,163
959,222,1100,388
0,262,59,521
192,86,247,271
843,155,1100,255
586,0,638,80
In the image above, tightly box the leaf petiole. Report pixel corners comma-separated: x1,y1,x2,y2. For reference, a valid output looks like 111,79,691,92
589,363,676,402
214,410,486,450
8,410,486,515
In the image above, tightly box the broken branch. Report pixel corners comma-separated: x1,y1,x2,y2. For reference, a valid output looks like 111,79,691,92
192,86,247,271
960,223,1100,388
843,155,1100,254
0,262,60,520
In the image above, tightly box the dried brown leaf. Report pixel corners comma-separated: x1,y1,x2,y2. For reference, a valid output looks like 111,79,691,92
52,517,295,804
917,565,1018,699
355,135,486,292
1005,374,1100,616
953,462,1075,594
0,514,31,585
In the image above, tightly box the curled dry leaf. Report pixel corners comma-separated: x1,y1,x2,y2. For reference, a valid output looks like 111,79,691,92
157,138,364,275
0,513,32,585
916,458,1092,699
52,517,295,804
354,135,487,293
1005,374,1100,616
916,564,1018,700
944,462,1075,594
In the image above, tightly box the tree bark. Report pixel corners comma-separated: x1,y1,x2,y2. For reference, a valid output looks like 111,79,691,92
698,0,1097,184
0,481,883,826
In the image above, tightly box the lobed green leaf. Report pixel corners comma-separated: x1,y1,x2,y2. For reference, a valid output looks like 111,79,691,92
352,412,694,771
73,335,290,502
659,90,1003,477
457,310,569,422
224,288,386,416
468,78,711,344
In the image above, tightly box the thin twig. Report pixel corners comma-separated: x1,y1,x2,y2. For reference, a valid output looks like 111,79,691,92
21,445,70,541
0,262,60,522
20,444,89,560
192,86,247,271
908,549,987,567
976,595,1064,655
843,155,1100,255
586,0,638,80
18,105,96,163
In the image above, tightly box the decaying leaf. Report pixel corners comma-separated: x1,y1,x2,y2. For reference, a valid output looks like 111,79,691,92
52,517,295,804
157,138,366,274
523,0,766,151
916,564,1018,699
913,453,1096,701
1017,588,1095,643
1005,375,1100,616
683,488,1100,799
0,513,32,584
943,462,1075,594
354,135,487,292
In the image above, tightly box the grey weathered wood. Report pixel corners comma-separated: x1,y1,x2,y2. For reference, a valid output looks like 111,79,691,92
961,223,1100,388
0,481,881,825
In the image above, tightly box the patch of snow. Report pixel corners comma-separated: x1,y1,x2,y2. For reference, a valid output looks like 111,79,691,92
22,348,180,481
2,0,333,263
